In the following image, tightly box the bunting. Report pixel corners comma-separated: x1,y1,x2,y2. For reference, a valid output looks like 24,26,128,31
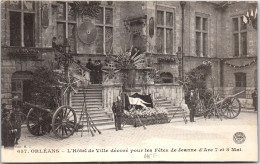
223,58,257,68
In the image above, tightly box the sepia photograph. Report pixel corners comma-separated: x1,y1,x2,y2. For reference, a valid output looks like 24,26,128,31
1,0,258,162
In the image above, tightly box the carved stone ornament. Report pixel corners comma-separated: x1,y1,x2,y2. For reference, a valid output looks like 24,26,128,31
149,17,154,38
42,4,49,29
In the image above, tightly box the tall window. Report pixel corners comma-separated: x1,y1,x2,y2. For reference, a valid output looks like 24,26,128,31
95,6,113,54
235,72,246,87
156,6,174,54
56,2,77,52
9,1,35,47
195,15,208,57
232,16,247,57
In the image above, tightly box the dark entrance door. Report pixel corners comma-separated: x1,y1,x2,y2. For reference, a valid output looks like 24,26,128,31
234,72,246,98
12,71,33,107
23,80,32,102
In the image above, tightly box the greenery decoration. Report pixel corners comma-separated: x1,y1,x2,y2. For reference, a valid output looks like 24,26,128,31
72,1,101,18
112,48,146,69
123,107,169,126
223,58,257,68
183,61,212,91
181,61,213,110
29,66,63,110
158,57,176,63
9,47,40,59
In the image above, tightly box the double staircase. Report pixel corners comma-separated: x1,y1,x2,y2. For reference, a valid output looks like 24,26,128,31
71,85,188,133
71,84,115,131
154,96,188,123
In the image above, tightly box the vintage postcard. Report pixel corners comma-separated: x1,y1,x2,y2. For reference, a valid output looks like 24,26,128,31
1,0,258,162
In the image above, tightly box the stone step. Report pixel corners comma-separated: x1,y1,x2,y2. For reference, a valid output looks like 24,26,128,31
80,124,115,132
82,115,111,120
76,112,110,118
157,104,173,107
72,94,102,98
241,108,257,113
72,102,102,105
167,112,186,116
74,108,104,112
78,88,103,91
76,112,108,117
75,91,102,95
79,117,112,122
73,106,102,109
73,103,102,107
74,108,103,112
84,120,114,126
83,88,102,91
154,99,169,103
87,84,102,88
168,110,186,114
71,99,102,102
154,97,167,101
166,107,182,111
155,102,172,105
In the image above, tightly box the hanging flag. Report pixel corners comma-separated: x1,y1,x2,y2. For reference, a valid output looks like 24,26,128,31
251,9,254,17
255,8,258,19
247,11,250,17
243,15,248,24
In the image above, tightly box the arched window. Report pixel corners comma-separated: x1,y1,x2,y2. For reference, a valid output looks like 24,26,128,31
160,72,173,83
12,71,33,107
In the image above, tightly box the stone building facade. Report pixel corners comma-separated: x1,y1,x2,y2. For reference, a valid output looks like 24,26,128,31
1,1,257,110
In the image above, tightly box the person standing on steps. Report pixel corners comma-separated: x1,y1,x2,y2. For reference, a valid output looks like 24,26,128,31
112,96,124,131
86,59,94,84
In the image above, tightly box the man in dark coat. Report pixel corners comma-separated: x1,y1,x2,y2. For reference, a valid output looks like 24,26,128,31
96,60,103,84
10,106,22,144
2,113,16,148
86,59,94,84
252,88,258,111
2,103,9,120
112,96,124,131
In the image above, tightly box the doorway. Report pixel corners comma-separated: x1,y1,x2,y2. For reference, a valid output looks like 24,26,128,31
12,71,33,107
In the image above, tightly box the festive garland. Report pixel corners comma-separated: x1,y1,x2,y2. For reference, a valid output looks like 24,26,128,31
223,58,257,68
72,1,101,18
158,57,176,63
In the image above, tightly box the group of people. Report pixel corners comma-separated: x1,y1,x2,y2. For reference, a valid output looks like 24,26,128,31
1,103,22,148
86,59,103,84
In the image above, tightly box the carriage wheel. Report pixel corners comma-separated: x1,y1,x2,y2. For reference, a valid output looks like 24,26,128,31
27,108,51,136
52,106,77,138
221,97,241,119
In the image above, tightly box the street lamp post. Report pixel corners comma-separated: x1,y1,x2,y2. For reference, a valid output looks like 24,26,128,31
62,38,72,105
177,47,183,81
